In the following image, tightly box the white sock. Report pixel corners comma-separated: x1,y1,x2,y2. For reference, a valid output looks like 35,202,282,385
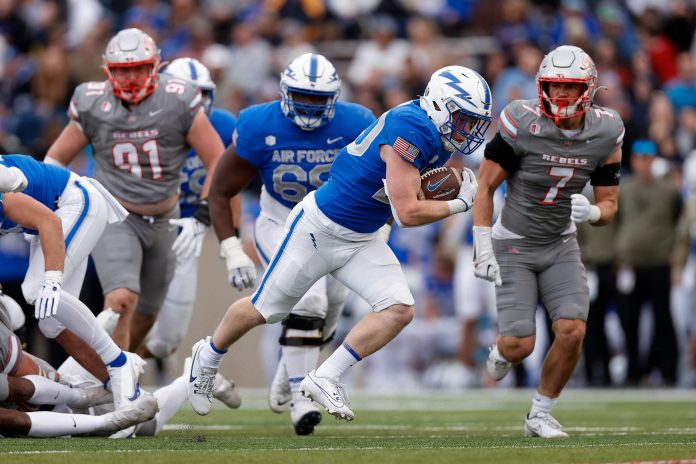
283,345,320,403
24,375,81,406
27,411,107,437
152,376,188,434
315,342,361,379
529,391,557,418
490,344,510,363
199,336,226,369
54,291,122,365
145,255,198,358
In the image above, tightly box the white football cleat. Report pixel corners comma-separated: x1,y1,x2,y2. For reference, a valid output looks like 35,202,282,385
291,397,322,435
104,391,158,437
67,383,113,409
486,344,512,381
187,339,217,415
299,370,354,421
107,352,145,410
268,360,291,413
183,356,241,410
214,373,241,409
524,412,569,438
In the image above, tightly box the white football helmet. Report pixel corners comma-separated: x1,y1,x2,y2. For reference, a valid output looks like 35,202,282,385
102,28,161,105
280,53,341,130
162,57,216,114
537,45,597,124
420,66,492,155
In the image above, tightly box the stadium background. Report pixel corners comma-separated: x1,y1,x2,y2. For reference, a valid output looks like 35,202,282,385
0,0,694,391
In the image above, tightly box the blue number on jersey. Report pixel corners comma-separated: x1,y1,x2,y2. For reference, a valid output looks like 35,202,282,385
179,108,237,217
314,100,450,233
234,100,376,210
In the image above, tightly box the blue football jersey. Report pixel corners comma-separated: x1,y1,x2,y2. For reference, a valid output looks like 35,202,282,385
179,108,236,217
234,100,376,210
0,154,70,233
315,100,452,233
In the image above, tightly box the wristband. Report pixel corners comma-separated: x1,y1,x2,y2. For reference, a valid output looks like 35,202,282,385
446,198,468,215
588,204,601,223
193,200,211,227
44,270,63,284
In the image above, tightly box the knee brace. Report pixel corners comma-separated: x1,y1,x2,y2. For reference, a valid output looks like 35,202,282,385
279,314,324,347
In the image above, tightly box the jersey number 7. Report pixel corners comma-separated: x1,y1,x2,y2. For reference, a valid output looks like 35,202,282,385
541,166,575,204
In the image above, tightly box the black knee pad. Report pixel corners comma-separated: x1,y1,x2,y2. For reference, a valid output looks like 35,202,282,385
279,314,324,347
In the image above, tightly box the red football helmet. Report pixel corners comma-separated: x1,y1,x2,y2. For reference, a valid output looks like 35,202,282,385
102,28,161,105
536,45,597,124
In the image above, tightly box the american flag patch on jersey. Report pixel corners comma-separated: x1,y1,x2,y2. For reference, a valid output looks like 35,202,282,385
393,137,420,162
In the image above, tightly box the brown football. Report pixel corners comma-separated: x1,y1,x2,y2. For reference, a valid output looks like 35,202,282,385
420,167,463,201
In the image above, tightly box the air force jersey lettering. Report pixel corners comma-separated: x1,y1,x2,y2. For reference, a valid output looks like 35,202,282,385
180,108,236,217
315,100,450,233
497,99,624,242
0,154,70,234
68,74,202,203
235,100,375,210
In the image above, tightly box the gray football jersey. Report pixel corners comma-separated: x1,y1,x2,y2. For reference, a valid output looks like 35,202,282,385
497,99,624,243
68,74,202,203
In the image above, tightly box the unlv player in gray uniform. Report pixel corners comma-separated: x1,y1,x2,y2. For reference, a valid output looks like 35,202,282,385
473,45,624,438
45,29,223,351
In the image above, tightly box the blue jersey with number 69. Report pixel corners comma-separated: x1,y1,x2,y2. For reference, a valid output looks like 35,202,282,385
234,100,375,211
315,100,452,233
179,108,236,218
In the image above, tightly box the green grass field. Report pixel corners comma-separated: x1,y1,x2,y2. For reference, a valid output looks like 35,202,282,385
2,389,696,464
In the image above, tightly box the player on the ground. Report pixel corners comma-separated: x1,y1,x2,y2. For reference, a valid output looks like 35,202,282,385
0,154,144,417
205,53,375,434
473,45,623,438
44,28,224,351
188,65,491,422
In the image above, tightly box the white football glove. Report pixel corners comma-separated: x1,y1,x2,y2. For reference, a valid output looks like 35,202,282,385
169,217,207,258
35,271,63,320
220,236,257,291
473,226,502,287
447,167,478,214
0,165,27,193
570,193,601,224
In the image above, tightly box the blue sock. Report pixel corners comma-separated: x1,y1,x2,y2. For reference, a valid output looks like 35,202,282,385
107,352,127,368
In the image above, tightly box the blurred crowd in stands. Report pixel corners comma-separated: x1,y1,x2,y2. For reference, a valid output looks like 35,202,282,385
2,0,696,389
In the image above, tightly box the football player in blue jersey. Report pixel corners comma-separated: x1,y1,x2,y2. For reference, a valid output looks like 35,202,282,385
203,53,375,434
189,65,492,422
0,154,147,421
135,57,241,409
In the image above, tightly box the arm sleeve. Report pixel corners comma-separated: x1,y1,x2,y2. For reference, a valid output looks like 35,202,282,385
484,132,519,175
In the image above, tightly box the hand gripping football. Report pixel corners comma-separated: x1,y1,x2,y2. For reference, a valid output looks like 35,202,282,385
419,167,463,201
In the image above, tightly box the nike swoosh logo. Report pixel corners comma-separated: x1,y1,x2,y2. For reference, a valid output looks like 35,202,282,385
277,398,291,406
149,109,163,117
128,385,140,401
562,236,572,243
313,380,344,407
71,416,77,428
427,174,451,192
326,136,343,144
